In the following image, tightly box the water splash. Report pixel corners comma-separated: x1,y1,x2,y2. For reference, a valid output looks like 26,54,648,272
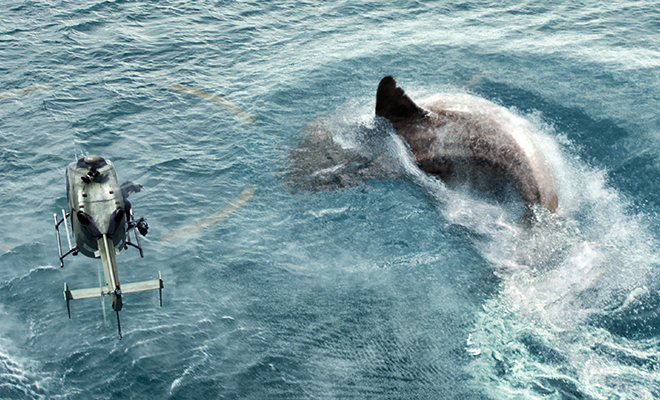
282,92,660,399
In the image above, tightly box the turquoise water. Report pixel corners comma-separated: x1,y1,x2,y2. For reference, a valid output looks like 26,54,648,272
2,1,660,398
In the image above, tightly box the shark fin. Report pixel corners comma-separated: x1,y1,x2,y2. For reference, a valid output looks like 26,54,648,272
375,76,427,123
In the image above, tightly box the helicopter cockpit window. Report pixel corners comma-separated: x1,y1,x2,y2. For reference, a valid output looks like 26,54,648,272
76,210,102,238
107,207,125,236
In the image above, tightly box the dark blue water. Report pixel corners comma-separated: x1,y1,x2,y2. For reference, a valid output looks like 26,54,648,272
2,1,660,399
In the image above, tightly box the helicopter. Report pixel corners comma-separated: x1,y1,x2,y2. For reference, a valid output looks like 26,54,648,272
54,155,163,338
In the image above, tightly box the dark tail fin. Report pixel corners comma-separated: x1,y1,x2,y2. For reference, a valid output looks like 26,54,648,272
375,76,427,123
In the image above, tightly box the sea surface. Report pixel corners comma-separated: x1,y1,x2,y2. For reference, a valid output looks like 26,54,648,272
2,1,660,399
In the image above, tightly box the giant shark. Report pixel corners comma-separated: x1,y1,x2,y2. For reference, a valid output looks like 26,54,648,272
375,76,558,212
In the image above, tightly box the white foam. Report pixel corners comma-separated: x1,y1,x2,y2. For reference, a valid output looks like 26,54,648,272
444,101,660,399
0,309,50,398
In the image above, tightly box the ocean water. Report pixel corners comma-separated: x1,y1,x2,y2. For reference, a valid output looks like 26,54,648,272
2,0,660,399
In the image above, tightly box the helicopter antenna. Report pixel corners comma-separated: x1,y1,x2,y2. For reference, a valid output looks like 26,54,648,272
98,264,107,327
71,140,84,162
